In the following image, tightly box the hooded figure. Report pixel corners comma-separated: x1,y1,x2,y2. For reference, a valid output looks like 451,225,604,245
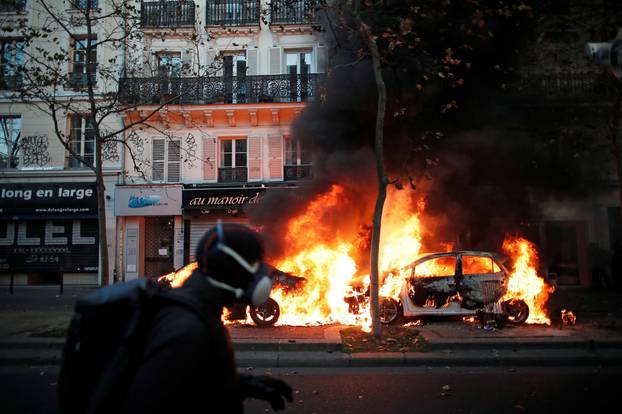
120,223,293,413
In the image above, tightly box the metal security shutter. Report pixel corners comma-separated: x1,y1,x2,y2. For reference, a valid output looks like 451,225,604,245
190,220,215,261
189,219,249,261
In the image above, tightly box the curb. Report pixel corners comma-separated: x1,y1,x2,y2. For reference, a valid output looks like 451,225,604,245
3,349,622,368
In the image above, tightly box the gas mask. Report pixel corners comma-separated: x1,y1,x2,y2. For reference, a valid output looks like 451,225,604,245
200,221,272,307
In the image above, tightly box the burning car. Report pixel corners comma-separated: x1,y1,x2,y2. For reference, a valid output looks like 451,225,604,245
347,251,530,326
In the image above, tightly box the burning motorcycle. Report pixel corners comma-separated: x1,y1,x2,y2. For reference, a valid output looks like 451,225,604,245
345,251,530,327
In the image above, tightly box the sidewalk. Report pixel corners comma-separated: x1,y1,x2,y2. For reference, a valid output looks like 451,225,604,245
1,285,622,367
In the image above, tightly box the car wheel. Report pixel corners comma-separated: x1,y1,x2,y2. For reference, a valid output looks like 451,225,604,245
250,298,280,326
503,299,529,325
379,297,401,325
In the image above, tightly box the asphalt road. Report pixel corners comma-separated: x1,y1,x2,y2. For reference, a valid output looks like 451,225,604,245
1,365,619,414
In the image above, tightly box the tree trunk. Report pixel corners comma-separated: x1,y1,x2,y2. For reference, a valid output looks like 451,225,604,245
94,144,110,286
365,27,388,338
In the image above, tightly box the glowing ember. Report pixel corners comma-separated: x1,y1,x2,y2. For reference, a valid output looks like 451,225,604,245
502,236,554,325
562,309,577,326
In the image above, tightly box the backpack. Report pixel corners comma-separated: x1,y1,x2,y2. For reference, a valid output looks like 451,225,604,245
58,278,206,414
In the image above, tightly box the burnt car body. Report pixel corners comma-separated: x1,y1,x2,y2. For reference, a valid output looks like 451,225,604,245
349,251,529,325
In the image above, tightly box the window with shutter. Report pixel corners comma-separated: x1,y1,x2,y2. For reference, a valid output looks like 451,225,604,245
152,139,165,181
152,138,182,183
167,139,181,182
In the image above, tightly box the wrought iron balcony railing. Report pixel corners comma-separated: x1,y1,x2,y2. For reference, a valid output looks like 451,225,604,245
119,73,324,105
512,73,616,101
270,0,315,24
206,0,259,26
284,164,312,181
68,72,97,87
218,167,248,183
68,0,99,10
0,0,26,13
141,1,195,28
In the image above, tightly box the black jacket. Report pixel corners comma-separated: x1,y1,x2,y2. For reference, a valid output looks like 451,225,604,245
120,271,242,414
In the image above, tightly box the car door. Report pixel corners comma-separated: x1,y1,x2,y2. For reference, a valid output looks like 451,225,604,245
409,255,458,308
459,254,505,306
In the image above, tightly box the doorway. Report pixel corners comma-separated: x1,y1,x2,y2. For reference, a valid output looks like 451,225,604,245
144,216,175,278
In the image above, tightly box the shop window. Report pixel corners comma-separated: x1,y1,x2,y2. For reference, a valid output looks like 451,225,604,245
67,114,95,168
152,138,181,182
0,38,24,90
0,115,20,168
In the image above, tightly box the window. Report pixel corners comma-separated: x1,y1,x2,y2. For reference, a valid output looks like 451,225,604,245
284,136,311,166
219,138,247,182
67,114,95,168
285,51,311,75
221,138,247,168
0,115,20,168
70,36,97,87
462,256,496,275
0,39,23,90
414,256,456,278
157,52,182,77
152,138,181,182
0,0,26,13
222,53,247,103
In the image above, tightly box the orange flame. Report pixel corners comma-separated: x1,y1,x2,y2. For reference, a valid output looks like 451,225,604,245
502,236,554,325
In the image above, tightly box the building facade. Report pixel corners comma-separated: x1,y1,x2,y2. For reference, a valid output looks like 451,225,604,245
0,0,325,285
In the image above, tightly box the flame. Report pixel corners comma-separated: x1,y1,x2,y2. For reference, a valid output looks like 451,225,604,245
502,236,554,325
159,262,197,288
156,188,557,330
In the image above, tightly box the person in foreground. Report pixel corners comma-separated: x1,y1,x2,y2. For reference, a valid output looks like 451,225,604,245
120,222,293,413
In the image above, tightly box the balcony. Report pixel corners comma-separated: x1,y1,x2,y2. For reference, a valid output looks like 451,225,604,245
141,1,195,28
206,0,259,26
511,73,616,101
270,0,315,25
0,0,26,13
284,164,312,181
68,0,99,9
119,73,324,105
218,167,248,183
68,72,97,87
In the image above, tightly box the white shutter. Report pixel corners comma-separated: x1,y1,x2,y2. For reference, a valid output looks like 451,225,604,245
269,46,281,75
182,50,193,75
267,134,283,180
152,138,165,181
247,48,259,75
203,136,217,180
167,139,181,182
316,45,328,73
248,135,262,180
